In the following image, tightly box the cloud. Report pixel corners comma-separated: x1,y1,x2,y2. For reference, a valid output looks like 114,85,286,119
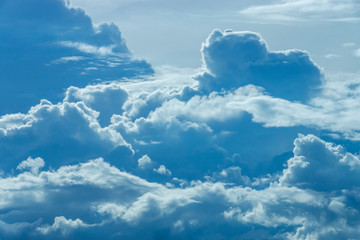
239,0,360,22
0,99,132,171
196,29,322,102
153,165,172,176
123,71,360,143
0,24,351,183
354,48,360,57
325,53,339,59
64,83,129,125
59,41,116,56
37,216,90,235
1,1,360,237
279,134,360,191
1,142,360,239
342,42,356,48
0,0,153,114
138,155,153,169
17,157,45,175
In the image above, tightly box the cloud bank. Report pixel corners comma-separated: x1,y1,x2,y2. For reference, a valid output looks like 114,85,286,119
1,0,360,239
2,135,360,239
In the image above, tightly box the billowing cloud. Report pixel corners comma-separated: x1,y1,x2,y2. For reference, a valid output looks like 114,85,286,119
1,0,360,239
279,134,360,191
17,157,45,175
196,29,322,102
153,165,172,176
0,99,132,171
37,216,91,235
0,0,153,114
1,135,360,239
138,155,153,169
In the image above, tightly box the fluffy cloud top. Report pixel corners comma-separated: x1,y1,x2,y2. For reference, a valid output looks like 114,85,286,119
196,29,322,102
138,155,153,169
1,136,360,239
17,157,45,175
0,99,132,171
280,134,360,191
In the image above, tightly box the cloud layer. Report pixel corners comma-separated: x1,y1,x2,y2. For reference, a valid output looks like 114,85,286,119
2,135,360,239
1,0,360,239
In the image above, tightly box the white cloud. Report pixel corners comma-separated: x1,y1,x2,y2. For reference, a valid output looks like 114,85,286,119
153,165,172,176
65,83,129,125
196,29,322,102
0,143,360,239
117,71,360,142
0,99,132,171
325,53,339,59
37,216,90,235
279,134,360,191
138,154,153,169
51,56,86,64
59,41,116,56
354,48,360,57
17,157,45,175
1,4,360,236
239,0,360,22
342,42,356,48
41,158,156,188
0,0,152,115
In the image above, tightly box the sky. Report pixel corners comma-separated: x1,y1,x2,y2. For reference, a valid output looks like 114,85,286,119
0,0,360,239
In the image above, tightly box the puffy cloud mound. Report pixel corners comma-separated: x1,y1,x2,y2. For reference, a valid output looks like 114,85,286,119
138,154,153,169
196,29,322,102
0,0,153,114
0,99,132,171
17,157,45,175
280,134,360,191
1,137,360,240
37,216,90,235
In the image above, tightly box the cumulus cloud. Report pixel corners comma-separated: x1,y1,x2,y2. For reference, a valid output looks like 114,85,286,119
0,0,153,114
153,165,172,176
37,216,90,235
279,134,360,191
1,142,360,239
64,83,129,125
0,99,131,171
1,0,360,237
196,29,322,102
17,157,45,175
137,155,153,169
3,27,357,185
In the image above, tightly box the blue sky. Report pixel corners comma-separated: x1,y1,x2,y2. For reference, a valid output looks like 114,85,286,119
1,0,360,239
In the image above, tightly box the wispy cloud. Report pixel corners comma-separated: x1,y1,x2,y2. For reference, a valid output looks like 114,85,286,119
239,0,360,23
325,53,339,59
354,48,360,57
59,41,116,56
